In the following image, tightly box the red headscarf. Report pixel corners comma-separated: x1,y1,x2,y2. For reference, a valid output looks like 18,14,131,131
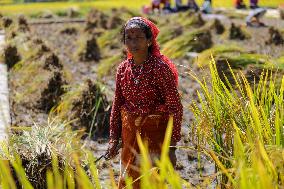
125,17,179,86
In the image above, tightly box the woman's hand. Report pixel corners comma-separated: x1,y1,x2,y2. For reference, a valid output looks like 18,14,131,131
106,139,120,160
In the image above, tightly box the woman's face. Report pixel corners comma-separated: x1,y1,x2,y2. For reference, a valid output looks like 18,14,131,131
124,26,151,57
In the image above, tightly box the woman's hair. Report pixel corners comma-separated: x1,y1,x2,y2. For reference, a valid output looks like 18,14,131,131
122,18,153,52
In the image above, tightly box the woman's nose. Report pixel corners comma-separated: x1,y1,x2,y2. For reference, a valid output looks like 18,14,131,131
128,39,138,47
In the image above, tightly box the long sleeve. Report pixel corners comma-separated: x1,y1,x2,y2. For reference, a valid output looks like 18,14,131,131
109,67,125,141
156,63,183,143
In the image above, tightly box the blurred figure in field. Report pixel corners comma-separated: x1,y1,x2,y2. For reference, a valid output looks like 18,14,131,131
246,7,266,27
235,0,259,9
148,0,173,14
187,0,199,12
175,0,199,12
175,0,188,11
201,0,212,14
250,0,259,9
161,0,174,13
152,0,161,13
142,5,152,14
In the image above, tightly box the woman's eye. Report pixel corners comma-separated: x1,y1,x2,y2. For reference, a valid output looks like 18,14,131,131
125,36,145,41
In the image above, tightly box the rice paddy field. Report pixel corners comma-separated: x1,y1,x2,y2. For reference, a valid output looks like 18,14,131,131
0,0,283,15
0,0,284,188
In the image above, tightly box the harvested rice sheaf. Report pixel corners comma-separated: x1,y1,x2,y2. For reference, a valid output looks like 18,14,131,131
158,24,183,45
72,80,110,138
106,14,124,29
8,119,82,189
213,19,225,34
161,28,212,59
7,28,67,113
4,44,21,70
2,16,13,28
39,10,56,19
17,15,30,32
76,34,101,62
32,38,51,55
66,7,81,18
178,12,205,29
229,23,250,40
266,27,284,45
42,52,63,71
85,9,109,32
38,71,67,112
59,26,78,35
195,45,278,84
55,80,111,139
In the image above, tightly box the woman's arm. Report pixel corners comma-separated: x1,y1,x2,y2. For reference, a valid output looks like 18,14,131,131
109,67,125,142
107,67,125,159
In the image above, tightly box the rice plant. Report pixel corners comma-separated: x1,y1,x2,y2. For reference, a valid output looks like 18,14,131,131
190,57,284,187
0,115,193,188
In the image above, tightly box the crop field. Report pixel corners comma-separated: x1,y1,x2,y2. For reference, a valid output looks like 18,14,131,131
0,1,284,189
0,0,283,15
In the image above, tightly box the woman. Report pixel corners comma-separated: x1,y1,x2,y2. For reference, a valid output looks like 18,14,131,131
151,0,161,12
107,17,183,188
188,0,199,12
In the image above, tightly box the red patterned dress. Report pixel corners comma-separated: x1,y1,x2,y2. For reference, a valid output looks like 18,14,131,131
110,54,183,188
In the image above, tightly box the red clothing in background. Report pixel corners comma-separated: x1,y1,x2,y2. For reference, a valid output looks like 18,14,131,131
109,54,183,143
